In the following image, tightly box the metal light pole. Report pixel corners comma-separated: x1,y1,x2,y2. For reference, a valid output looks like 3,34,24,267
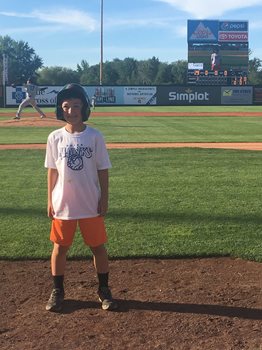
99,0,103,85
2,53,8,108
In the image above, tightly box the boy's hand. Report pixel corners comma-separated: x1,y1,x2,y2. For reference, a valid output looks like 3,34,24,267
97,198,108,217
47,202,55,218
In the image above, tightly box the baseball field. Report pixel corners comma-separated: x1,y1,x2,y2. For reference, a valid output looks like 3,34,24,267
0,105,262,350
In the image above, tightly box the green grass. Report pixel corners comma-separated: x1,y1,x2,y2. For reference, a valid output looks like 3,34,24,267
1,116,262,144
92,116,262,142
1,148,261,261
1,105,262,262
1,105,262,114
0,105,261,144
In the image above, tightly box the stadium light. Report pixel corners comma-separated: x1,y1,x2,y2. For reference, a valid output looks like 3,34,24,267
100,0,103,85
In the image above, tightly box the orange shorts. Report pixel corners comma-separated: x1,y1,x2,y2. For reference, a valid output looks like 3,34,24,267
50,216,107,247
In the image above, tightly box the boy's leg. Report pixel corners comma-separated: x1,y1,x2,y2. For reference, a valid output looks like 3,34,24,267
79,217,118,310
46,219,76,312
46,244,70,312
51,243,70,276
90,244,109,274
91,245,118,311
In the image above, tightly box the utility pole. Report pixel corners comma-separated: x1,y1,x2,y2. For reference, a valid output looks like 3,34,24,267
100,0,103,85
2,53,8,108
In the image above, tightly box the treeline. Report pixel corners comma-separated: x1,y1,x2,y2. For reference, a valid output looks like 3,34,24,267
37,57,188,86
1,35,262,86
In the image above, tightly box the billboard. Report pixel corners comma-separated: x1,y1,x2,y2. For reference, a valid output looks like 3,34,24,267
221,86,253,105
253,87,262,105
85,86,156,105
6,85,59,105
188,20,218,43
157,86,221,105
6,85,157,106
3,85,255,107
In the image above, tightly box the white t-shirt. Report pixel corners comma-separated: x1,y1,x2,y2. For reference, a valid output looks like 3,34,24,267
45,126,112,220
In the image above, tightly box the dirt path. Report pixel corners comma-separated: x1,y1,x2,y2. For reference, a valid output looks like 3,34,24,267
1,258,262,350
0,111,262,118
1,142,262,151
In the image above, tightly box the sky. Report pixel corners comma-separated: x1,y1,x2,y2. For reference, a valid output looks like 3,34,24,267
0,0,262,69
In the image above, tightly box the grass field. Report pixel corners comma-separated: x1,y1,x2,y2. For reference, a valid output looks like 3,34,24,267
0,105,262,144
1,105,262,114
0,106,262,262
1,116,262,143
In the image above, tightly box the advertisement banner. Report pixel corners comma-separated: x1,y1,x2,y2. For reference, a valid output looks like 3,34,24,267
6,85,61,106
157,86,221,105
7,85,125,106
123,86,156,105
219,21,248,32
6,85,156,106
221,86,253,105
218,21,248,42
188,63,204,70
6,85,255,106
253,87,262,105
218,32,248,42
188,20,218,43
85,86,123,105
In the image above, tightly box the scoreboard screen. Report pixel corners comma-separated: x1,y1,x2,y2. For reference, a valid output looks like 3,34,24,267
187,20,249,85
188,42,248,72
187,68,248,86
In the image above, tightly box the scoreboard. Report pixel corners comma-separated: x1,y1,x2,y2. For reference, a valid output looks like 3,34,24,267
187,69,248,86
187,20,249,86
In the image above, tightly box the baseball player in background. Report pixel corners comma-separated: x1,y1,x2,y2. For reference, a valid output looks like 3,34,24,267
91,95,96,110
13,77,47,120
211,49,221,71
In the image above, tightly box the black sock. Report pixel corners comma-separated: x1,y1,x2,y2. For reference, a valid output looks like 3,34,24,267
53,275,64,292
97,272,109,289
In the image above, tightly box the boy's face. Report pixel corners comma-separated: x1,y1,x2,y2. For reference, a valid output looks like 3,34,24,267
62,98,83,126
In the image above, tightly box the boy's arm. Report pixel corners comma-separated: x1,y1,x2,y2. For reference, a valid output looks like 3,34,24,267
47,168,58,218
97,169,109,217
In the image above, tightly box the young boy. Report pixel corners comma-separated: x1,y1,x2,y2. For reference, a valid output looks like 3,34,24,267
45,83,117,312
13,77,47,120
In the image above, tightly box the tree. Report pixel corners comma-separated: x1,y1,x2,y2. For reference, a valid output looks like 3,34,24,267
248,57,262,85
77,60,89,75
79,64,100,85
170,60,188,85
0,35,43,84
154,63,173,84
36,66,79,85
113,57,138,84
137,56,160,84
102,61,119,84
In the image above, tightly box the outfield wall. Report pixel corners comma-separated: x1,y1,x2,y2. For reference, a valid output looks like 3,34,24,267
2,85,262,107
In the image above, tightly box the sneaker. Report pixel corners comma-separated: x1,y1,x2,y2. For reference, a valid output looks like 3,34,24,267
13,116,20,120
45,288,64,312
98,287,118,311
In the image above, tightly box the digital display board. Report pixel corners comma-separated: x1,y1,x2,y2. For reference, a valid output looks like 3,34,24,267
187,20,249,85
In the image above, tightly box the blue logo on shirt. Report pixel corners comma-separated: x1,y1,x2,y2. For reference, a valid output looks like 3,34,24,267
59,144,93,171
